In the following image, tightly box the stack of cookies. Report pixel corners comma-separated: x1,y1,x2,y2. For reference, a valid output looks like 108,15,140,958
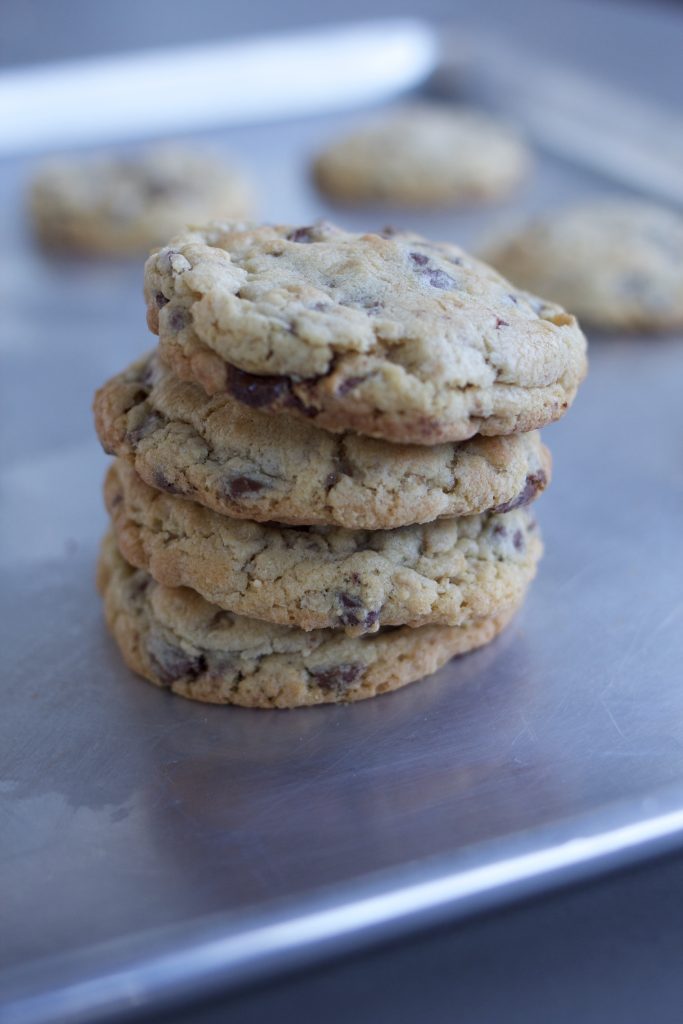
93,221,587,709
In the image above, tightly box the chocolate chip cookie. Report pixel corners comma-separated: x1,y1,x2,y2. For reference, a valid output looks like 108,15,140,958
29,145,253,256
94,353,551,529
144,221,587,444
98,533,521,708
313,104,531,207
482,200,683,332
106,459,542,635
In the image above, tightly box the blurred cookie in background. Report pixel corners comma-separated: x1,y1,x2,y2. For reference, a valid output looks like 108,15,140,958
312,104,531,208
28,144,254,257
481,200,683,333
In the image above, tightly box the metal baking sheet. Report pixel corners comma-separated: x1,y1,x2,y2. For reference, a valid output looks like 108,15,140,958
3,90,683,1024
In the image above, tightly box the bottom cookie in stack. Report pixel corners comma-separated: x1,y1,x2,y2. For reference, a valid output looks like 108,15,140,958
98,533,528,709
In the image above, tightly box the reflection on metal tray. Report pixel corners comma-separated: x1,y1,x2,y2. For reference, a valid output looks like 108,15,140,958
2,61,683,1024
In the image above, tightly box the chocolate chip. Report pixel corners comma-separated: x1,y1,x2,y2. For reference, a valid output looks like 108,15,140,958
309,662,364,692
495,317,510,329
287,226,315,243
492,524,507,538
492,471,547,514
226,364,317,418
326,446,353,489
409,252,455,290
226,364,294,408
147,633,207,686
507,293,519,304
155,291,169,309
128,388,149,407
425,268,456,290
168,307,191,333
337,593,379,629
224,476,266,499
339,593,363,621
152,467,184,495
336,375,368,396
513,529,524,551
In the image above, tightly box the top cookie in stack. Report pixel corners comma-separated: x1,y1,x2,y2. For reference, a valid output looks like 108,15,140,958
144,221,586,443
94,221,587,708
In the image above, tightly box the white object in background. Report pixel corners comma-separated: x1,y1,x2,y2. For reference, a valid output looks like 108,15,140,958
0,20,437,156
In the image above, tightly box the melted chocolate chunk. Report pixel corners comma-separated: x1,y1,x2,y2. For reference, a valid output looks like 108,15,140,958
309,662,364,692
336,375,368,396
152,467,185,495
147,634,207,686
226,364,294,408
287,226,316,243
325,447,353,489
409,252,455,290
491,471,547,514
425,268,456,290
513,529,524,551
168,306,191,333
495,317,510,329
155,291,169,309
338,593,379,629
226,364,317,418
224,476,266,500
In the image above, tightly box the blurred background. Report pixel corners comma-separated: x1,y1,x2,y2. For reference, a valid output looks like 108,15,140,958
2,0,683,108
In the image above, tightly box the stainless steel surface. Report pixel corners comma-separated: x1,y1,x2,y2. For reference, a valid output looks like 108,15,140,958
436,31,683,207
2,104,683,1024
